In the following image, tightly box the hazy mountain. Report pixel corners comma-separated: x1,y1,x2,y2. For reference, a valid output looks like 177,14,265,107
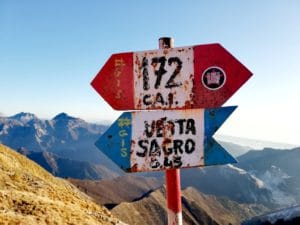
216,134,299,150
0,144,126,225
219,140,251,157
243,205,300,225
180,165,275,208
141,164,274,207
17,147,118,179
112,186,268,225
0,112,123,175
237,147,300,207
69,175,163,208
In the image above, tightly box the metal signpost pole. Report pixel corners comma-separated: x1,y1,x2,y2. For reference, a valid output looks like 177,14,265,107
159,37,183,225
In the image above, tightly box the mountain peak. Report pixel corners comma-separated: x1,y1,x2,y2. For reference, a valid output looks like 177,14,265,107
52,112,76,121
9,112,37,122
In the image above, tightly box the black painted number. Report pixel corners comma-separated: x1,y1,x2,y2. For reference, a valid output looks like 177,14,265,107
142,57,150,91
165,57,182,88
142,56,183,90
151,57,167,89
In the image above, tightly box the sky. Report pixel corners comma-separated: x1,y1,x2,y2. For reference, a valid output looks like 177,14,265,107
0,0,299,145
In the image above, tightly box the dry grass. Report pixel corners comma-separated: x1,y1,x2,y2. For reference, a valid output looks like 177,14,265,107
0,144,126,225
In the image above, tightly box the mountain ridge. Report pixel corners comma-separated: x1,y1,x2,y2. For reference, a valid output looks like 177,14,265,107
69,175,163,208
17,147,118,179
0,112,124,175
237,147,300,207
112,186,268,225
0,144,126,225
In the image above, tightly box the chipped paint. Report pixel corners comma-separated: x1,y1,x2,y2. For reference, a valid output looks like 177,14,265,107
133,47,194,110
131,109,204,172
91,44,252,110
94,106,237,173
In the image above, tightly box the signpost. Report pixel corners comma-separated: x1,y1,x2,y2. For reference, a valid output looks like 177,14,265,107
95,106,237,172
91,43,252,110
91,37,252,225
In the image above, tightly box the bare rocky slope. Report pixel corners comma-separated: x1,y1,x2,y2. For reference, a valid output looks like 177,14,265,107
112,186,268,225
69,175,163,208
0,144,126,225
17,147,119,180
237,147,300,207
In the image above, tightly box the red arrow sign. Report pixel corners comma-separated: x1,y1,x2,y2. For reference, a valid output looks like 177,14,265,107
91,43,252,110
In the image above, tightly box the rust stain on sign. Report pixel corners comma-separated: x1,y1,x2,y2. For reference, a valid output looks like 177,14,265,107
130,109,204,172
133,47,194,110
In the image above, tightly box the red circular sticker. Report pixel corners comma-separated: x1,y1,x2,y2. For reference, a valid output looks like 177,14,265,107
202,66,226,90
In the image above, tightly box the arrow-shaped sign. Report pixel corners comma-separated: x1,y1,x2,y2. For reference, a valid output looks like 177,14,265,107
91,44,252,110
95,106,237,172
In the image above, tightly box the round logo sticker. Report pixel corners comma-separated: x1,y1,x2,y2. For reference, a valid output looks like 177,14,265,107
202,66,226,90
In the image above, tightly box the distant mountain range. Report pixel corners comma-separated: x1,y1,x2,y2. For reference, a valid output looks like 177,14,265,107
2,112,300,213
17,147,118,179
180,165,275,208
0,112,123,175
0,111,261,177
237,148,300,207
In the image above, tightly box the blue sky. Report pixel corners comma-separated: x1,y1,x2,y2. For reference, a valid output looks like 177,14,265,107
1,0,299,145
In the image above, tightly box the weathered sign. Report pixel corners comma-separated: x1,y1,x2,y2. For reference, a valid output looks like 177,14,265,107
95,106,237,172
91,43,252,110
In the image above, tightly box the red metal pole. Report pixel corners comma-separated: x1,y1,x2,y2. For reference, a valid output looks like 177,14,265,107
159,37,183,225
166,168,182,225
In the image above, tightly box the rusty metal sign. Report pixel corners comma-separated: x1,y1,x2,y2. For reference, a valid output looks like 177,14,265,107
95,106,237,172
91,43,252,110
